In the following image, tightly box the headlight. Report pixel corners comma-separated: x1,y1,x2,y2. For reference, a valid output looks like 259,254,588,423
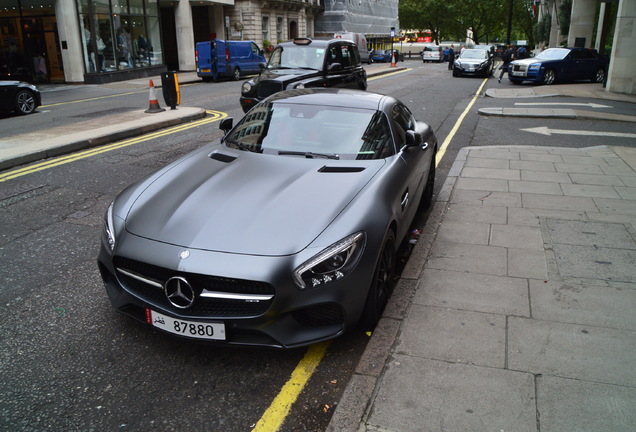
103,202,116,251
241,81,252,93
529,63,541,71
293,232,366,290
454,61,461,67
293,82,305,89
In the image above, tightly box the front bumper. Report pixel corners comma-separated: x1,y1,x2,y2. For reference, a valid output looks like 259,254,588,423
508,64,542,82
97,232,376,348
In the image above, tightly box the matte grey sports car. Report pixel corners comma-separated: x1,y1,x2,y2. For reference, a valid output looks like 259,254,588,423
98,88,437,348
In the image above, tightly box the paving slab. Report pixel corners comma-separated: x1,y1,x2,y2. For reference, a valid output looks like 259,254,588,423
415,268,530,316
426,241,508,276
508,317,636,386
530,279,636,330
367,356,537,432
537,376,636,432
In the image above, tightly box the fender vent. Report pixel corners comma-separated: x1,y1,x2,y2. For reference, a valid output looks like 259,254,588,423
318,166,365,173
210,151,237,163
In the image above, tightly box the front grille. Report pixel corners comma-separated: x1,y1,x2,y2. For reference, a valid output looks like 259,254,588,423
113,257,275,318
292,303,345,326
512,64,527,72
257,80,284,99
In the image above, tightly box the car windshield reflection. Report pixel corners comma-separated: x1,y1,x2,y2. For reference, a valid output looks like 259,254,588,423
534,48,569,61
460,50,488,59
268,46,325,70
226,101,395,160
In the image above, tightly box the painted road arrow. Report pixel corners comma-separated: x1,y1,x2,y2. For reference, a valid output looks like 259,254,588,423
515,102,612,108
521,126,636,139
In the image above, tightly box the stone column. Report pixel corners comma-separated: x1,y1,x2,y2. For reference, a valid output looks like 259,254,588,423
55,0,85,82
567,0,596,48
607,0,636,94
175,0,196,70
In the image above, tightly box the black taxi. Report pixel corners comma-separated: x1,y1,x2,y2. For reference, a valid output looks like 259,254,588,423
239,38,367,112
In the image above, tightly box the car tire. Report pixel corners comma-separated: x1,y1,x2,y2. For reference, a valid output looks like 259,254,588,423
509,79,523,84
420,154,436,210
232,67,241,81
14,89,37,115
543,69,556,85
358,77,368,91
360,230,396,330
593,67,605,83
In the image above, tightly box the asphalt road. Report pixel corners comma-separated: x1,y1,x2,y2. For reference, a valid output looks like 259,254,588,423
1,61,634,432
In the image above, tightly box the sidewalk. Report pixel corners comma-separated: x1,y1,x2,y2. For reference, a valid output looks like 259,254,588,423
328,144,636,432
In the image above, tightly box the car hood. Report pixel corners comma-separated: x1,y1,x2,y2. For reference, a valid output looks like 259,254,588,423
511,57,548,66
457,58,487,65
125,148,383,256
260,68,320,82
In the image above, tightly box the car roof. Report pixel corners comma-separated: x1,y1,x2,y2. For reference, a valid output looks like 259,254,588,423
264,88,390,111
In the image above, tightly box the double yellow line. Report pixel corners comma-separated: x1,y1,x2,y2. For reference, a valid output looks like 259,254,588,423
0,110,226,182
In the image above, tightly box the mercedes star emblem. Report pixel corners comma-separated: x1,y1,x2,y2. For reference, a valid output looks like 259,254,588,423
164,276,195,309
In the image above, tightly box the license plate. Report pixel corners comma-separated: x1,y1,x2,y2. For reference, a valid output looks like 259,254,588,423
512,71,525,76
200,68,210,73
145,308,226,340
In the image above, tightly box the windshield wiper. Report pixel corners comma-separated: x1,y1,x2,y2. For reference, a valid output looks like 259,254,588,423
278,151,339,160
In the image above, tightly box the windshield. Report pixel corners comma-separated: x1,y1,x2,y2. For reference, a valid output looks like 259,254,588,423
535,48,569,61
460,50,488,60
268,45,325,70
226,101,395,160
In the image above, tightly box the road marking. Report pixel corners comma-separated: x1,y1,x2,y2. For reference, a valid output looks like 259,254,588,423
436,77,488,166
521,126,636,139
0,110,226,182
368,68,412,80
515,102,612,109
252,341,331,432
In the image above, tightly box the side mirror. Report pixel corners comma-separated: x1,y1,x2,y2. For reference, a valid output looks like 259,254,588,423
405,130,422,147
219,117,233,135
259,62,266,70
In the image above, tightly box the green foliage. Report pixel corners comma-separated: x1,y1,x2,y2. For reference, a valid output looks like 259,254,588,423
559,0,572,35
399,0,536,45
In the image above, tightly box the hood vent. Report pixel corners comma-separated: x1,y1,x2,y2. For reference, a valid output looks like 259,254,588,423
210,151,237,163
319,166,365,173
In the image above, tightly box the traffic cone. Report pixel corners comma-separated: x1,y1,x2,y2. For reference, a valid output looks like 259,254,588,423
144,80,165,113
390,51,396,67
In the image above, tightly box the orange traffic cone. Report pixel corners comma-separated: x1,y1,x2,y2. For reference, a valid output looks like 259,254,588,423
145,80,165,113
390,51,396,67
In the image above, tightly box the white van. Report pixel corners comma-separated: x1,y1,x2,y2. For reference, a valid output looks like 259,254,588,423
334,32,371,64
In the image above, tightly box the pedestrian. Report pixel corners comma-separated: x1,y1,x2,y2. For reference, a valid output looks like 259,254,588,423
447,45,455,70
444,47,449,62
498,43,515,82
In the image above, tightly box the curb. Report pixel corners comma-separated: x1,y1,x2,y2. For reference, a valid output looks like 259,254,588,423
0,108,207,171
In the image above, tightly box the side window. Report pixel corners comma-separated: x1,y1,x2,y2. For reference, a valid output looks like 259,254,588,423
328,45,340,66
359,112,395,159
391,103,415,147
251,42,259,55
340,45,352,68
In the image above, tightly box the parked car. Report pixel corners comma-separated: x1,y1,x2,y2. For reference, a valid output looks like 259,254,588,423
335,32,372,64
422,46,442,63
98,88,438,348
239,38,367,113
0,80,41,115
452,48,494,77
372,49,404,63
196,39,266,82
508,47,609,85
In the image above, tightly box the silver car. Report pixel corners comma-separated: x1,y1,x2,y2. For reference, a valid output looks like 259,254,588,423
98,88,437,348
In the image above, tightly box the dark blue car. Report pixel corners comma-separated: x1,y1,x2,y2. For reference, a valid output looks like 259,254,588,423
371,49,404,63
508,47,609,85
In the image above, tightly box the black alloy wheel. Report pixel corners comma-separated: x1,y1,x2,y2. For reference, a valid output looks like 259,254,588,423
14,89,36,115
361,230,396,330
593,68,605,83
420,155,436,210
233,67,241,81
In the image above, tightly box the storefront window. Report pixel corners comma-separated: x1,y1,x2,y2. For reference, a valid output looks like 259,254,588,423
80,0,162,73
